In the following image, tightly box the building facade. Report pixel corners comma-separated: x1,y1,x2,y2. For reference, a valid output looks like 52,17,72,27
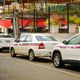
0,0,80,34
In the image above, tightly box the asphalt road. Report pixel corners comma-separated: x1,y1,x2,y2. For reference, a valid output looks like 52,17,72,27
0,52,80,80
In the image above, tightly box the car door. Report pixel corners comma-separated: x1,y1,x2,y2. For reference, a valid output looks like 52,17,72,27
14,36,27,54
21,35,33,55
72,35,80,61
64,35,80,60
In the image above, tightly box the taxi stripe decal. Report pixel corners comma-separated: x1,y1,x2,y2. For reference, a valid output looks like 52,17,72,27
58,45,80,49
14,43,39,46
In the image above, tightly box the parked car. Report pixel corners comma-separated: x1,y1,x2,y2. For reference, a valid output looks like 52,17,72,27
10,33,60,61
0,34,14,51
51,33,80,68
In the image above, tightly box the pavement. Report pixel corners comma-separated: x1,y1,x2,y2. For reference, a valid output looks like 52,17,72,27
0,53,80,80
52,33,77,41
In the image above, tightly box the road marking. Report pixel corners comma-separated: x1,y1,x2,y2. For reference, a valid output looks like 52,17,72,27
16,58,80,78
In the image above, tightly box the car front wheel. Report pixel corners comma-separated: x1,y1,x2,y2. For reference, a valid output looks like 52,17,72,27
29,50,35,61
52,53,63,68
10,48,16,57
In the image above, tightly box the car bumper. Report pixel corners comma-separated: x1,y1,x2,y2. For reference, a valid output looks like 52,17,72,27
0,43,11,49
34,49,52,57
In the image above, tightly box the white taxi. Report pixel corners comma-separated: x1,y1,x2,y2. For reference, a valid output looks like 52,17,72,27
10,33,60,61
52,34,80,68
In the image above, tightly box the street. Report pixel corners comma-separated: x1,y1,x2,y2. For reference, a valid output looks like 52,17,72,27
0,52,80,80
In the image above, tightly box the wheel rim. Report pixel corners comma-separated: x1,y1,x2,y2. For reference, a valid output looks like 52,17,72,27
29,51,34,61
54,55,60,67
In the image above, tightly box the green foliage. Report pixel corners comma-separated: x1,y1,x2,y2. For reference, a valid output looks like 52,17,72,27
45,18,56,25
69,16,80,24
49,4,66,14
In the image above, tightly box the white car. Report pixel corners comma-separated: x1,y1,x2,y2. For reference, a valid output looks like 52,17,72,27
0,34,14,51
52,33,80,68
10,33,60,61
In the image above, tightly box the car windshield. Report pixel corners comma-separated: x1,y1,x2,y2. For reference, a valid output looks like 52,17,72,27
36,36,57,41
0,35,12,38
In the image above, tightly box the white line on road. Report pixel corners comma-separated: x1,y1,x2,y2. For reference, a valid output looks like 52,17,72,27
16,58,80,78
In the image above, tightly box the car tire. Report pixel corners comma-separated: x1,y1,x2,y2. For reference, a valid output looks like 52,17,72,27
52,53,63,68
10,48,16,57
29,50,35,61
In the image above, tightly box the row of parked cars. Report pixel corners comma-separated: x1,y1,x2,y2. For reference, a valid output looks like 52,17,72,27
0,33,80,68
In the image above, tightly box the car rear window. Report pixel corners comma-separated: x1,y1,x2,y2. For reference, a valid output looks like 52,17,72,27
36,36,57,41
0,35,12,38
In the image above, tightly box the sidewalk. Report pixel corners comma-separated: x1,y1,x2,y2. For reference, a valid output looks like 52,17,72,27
52,33,76,41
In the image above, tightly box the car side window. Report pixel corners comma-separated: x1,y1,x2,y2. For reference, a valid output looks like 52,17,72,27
19,36,26,42
67,36,80,45
25,35,32,42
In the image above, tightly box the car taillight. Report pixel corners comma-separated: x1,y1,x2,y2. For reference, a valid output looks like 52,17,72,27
38,43,45,49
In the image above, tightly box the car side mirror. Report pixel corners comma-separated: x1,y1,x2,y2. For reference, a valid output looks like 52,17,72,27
15,39,20,42
63,40,67,44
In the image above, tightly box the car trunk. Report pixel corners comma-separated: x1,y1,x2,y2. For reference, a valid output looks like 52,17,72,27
0,38,14,46
38,41,60,50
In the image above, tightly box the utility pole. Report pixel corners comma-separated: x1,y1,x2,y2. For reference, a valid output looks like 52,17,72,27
33,1,36,32
66,3,69,33
48,6,50,33
21,0,24,32
13,11,19,38
12,0,19,38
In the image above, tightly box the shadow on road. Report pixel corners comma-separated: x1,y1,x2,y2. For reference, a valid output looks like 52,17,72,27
14,55,80,73
0,50,9,53
16,55,52,63
34,57,52,63
62,64,80,72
